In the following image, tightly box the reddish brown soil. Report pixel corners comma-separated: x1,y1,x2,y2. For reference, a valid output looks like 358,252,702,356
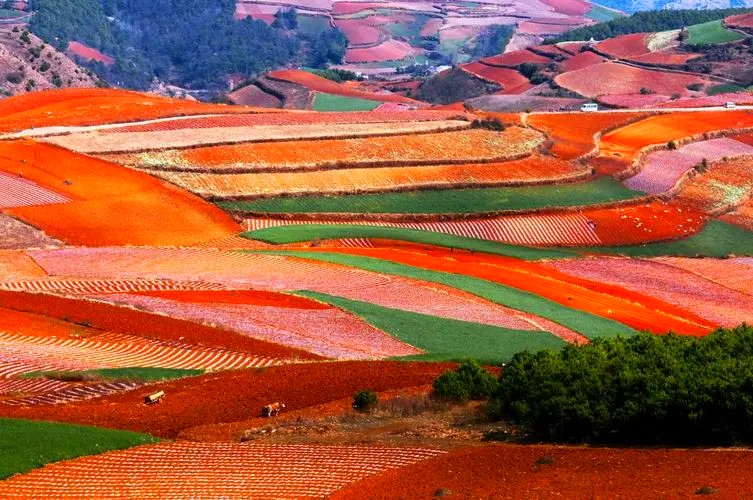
0,140,239,246
0,361,452,438
0,290,320,359
332,444,753,499
132,290,331,309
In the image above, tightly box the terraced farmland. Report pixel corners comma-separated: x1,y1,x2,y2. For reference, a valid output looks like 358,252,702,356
1,88,753,497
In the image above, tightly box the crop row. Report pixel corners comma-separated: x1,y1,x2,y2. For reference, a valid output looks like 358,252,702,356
0,442,446,498
0,278,227,295
155,155,583,199
0,172,69,209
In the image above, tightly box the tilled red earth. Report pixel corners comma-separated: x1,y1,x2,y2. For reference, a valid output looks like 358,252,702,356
332,444,753,499
0,441,446,499
0,361,451,438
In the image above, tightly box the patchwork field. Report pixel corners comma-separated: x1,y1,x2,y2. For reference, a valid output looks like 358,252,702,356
2,88,753,497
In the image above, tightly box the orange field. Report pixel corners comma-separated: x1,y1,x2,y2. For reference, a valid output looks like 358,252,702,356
147,127,543,171
720,198,753,230
555,62,711,99
461,62,532,94
152,155,585,198
586,200,707,244
332,444,753,499
528,112,648,159
0,140,238,246
0,88,260,133
676,157,753,214
298,247,716,335
598,111,753,170
267,70,416,104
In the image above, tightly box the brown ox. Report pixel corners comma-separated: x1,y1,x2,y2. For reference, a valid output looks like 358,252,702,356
262,402,285,417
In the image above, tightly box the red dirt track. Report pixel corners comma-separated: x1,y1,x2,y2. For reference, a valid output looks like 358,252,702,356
0,361,452,438
332,444,753,499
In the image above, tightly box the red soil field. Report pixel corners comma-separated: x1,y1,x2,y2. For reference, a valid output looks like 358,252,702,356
548,257,753,327
540,0,590,15
598,93,670,109
420,17,443,37
560,50,606,72
556,62,711,99
0,290,317,359
0,88,255,133
461,63,531,93
598,110,753,169
0,442,445,499
588,200,707,244
133,289,330,309
595,33,648,59
228,83,282,108
333,444,753,499
268,69,416,103
726,12,753,29
170,127,541,171
720,199,753,230
528,112,648,160
629,51,702,65
0,140,239,246
0,361,452,437
519,20,579,35
657,93,753,109
298,247,716,335
655,257,753,296
0,171,69,209
104,109,462,133
345,40,419,63
481,49,550,68
0,277,227,295
331,2,382,15
0,251,46,281
335,19,382,45
677,157,753,213
166,154,580,198
67,41,115,65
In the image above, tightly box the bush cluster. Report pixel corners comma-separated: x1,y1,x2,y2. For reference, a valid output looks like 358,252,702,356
489,325,753,445
432,360,499,403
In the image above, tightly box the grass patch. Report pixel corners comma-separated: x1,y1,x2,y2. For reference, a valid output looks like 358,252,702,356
577,220,753,258
0,418,158,480
244,224,576,260
706,83,746,95
687,20,745,45
586,4,623,22
297,291,566,363
256,250,635,340
221,177,639,215
312,93,381,112
22,367,204,383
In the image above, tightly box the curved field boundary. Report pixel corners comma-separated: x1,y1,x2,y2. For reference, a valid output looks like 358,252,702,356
260,250,637,340
117,126,542,172
0,88,263,134
720,197,753,230
44,120,471,155
244,214,602,246
96,110,464,134
623,138,753,194
297,291,571,363
276,249,714,335
1,381,140,406
0,140,240,247
0,172,69,209
547,257,753,327
153,158,589,200
0,442,445,498
673,156,753,215
597,111,753,177
0,278,227,294
89,293,421,360
0,330,283,373
267,69,418,104
654,256,753,296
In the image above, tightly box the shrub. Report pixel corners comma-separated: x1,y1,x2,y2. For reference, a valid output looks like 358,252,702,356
639,87,655,95
667,140,677,150
687,83,704,91
6,72,23,84
39,61,50,73
491,325,753,445
432,360,499,403
471,117,506,131
353,390,378,412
